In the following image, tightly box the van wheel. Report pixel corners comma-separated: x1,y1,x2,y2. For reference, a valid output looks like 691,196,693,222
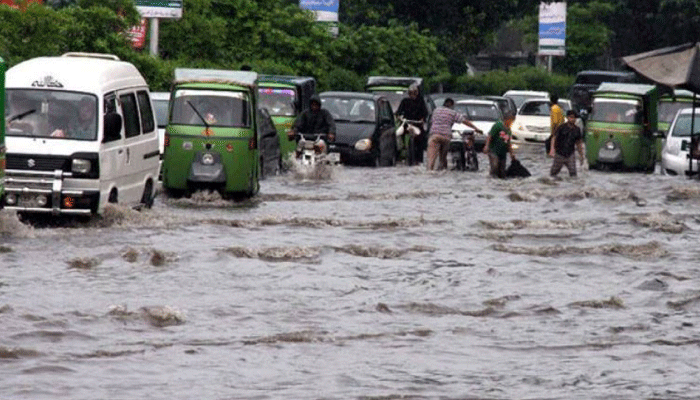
140,180,154,209
108,189,118,204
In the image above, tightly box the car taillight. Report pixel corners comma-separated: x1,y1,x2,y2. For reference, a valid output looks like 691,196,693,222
164,132,170,147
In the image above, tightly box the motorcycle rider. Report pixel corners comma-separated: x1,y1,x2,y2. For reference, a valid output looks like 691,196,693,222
288,95,336,143
396,83,429,163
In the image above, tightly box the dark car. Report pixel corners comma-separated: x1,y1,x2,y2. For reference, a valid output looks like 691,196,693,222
257,107,281,178
569,70,636,113
320,92,397,166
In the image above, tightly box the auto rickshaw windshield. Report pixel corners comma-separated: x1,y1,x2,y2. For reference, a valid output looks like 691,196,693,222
258,88,296,117
171,89,250,128
589,98,642,124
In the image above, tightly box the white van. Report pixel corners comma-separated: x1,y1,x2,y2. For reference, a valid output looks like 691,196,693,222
3,53,160,215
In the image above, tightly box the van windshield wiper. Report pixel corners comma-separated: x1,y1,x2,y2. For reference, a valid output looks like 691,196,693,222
8,108,37,123
187,101,210,129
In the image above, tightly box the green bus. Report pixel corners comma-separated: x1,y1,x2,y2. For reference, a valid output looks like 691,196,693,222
257,75,316,164
162,69,259,199
585,83,662,172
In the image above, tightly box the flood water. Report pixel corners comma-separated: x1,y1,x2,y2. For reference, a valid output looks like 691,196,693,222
2,142,700,400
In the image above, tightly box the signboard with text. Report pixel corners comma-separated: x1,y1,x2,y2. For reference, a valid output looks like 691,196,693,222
135,0,182,19
299,0,338,36
538,2,566,56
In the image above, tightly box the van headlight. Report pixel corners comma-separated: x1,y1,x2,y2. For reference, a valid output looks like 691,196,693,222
355,139,371,151
72,159,92,174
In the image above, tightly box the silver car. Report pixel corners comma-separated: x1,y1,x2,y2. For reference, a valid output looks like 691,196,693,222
661,107,700,176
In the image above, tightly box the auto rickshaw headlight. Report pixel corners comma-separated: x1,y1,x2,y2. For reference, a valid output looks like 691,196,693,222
72,159,91,174
605,141,616,150
201,153,215,165
355,139,371,151
5,194,16,206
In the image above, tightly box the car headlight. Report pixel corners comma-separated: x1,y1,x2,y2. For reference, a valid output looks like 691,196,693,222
355,138,371,151
72,159,91,174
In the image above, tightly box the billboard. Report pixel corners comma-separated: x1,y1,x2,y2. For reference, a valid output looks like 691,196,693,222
299,0,338,22
538,2,566,56
135,0,182,19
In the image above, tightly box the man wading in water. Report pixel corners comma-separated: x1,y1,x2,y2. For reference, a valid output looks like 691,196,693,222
549,109,585,177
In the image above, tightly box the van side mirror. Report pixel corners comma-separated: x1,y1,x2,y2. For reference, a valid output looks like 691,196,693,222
103,112,122,143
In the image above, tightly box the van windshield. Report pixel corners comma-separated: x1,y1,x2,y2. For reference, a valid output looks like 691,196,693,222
5,89,98,141
670,113,700,137
589,98,642,123
258,88,296,116
170,89,250,127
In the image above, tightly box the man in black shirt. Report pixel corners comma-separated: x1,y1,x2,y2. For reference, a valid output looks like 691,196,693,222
289,95,336,142
549,109,585,177
396,84,429,163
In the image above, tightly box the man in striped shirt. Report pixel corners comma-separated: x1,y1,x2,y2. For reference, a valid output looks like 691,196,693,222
426,98,482,170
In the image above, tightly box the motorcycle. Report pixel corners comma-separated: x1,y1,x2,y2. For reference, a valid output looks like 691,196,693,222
294,133,339,166
395,116,423,166
450,128,479,171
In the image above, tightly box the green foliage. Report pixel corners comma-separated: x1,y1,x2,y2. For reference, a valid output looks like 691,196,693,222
451,65,573,97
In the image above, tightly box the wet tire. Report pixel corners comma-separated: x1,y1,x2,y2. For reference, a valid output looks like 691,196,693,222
466,151,478,172
140,180,154,209
108,189,118,204
407,136,416,166
379,134,395,167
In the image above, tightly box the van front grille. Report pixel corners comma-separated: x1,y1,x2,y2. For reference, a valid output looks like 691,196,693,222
6,154,70,172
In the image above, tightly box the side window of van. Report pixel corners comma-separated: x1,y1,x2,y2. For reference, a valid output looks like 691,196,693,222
104,93,117,115
120,93,141,138
136,90,155,134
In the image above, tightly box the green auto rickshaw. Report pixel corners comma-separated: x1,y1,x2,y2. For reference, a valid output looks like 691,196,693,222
0,57,5,207
257,75,316,164
585,82,662,172
162,68,259,199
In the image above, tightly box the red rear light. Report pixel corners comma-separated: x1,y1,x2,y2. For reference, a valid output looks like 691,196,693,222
248,137,256,150
164,133,170,147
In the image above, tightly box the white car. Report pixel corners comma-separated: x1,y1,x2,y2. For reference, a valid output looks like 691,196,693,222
151,91,170,156
511,99,572,142
502,90,549,110
452,99,503,150
661,107,700,176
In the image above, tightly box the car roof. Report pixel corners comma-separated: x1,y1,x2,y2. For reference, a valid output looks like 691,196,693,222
503,90,549,96
456,99,499,106
575,70,635,77
320,91,380,100
150,91,170,100
676,107,700,115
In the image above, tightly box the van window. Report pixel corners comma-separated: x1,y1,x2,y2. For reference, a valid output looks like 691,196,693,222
120,93,141,138
5,89,97,141
137,91,155,134
104,93,117,115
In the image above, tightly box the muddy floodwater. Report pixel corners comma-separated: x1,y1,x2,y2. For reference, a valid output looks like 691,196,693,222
3,143,700,400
